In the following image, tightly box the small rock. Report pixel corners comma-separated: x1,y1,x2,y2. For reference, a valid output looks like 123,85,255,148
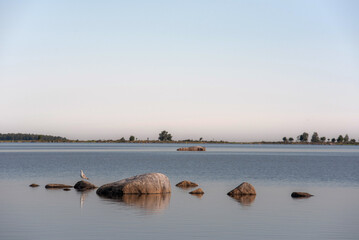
29,183,39,187
176,180,198,188
45,184,73,189
74,180,97,190
291,192,313,198
63,188,71,191
96,173,171,198
227,182,256,196
189,188,204,194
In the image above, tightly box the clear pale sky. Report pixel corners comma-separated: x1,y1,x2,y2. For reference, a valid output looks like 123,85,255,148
0,0,358,141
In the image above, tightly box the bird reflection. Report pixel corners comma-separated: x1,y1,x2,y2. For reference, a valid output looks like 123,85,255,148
229,195,256,206
100,194,171,211
80,191,89,208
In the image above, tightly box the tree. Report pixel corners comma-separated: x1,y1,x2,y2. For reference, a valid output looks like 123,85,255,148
337,135,344,143
282,137,288,142
331,138,336,143
320,137,326,143
119,137,126,142
350,139,356,143
129,136,135,141
289,137,294,142
299,132,309,142
158,130,172,141
311,132,319,143
344,134,349,143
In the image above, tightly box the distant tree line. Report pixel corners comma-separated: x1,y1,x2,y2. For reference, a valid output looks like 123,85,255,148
0,133,67,142
283,132,356,144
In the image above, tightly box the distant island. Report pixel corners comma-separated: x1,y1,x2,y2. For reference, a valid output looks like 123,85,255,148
0,131,358,145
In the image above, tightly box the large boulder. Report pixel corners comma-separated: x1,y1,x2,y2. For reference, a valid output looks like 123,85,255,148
176,180,198,188
227,182,256,196
74,180,97,190
45,184,73,189
96,173,171,198
177,146,206,151
291,192,313,198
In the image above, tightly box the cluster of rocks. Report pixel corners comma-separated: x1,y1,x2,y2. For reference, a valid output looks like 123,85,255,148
29,173,313,201
30,181,97,192
177,146,206,151
176,180,204,195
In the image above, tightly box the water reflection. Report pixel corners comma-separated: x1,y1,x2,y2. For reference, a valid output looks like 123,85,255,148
79,191,88,208
100,194,171,212
229,195,256,206
190,194,203,199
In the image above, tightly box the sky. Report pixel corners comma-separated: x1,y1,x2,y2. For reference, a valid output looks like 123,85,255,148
0,0,358,141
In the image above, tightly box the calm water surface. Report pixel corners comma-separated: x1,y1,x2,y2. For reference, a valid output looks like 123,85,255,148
0,143,358,240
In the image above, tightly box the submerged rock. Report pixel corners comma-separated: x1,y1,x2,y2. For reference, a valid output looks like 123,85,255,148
189,188,204,194
96,173,171,198
29,183,39,187
74,180,97,190
175,180,198,188
291,192,313,198
227,182,256,196
45,184,73,189
177,146,206,151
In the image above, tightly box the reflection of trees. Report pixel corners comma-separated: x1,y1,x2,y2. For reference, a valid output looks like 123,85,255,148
229,195,256,206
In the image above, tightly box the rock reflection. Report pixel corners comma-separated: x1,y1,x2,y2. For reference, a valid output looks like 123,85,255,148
101,194,171,212
230,195,256,206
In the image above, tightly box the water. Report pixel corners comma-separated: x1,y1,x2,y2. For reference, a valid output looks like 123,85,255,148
0,143,358,239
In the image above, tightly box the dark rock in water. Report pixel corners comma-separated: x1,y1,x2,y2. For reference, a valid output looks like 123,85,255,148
177,146,206,151
96,173,171,198
74,180,97,190
189,188,204,194
29,183,39,187
291,192,313,198
45,184,73,189
63,188,71,191
175,180,198,188
229,194,256,205
227,182,256,196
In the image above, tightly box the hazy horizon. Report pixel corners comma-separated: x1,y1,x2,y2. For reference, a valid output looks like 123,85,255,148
1,0,358,142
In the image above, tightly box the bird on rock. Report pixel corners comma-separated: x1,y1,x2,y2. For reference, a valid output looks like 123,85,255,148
80,170,89,180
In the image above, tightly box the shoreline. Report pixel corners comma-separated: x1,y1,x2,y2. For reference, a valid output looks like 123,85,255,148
0,140,358,146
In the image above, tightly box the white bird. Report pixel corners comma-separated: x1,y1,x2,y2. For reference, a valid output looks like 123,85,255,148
80,170,89,180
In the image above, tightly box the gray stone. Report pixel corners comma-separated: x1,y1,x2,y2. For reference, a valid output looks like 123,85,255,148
96,173,171,198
